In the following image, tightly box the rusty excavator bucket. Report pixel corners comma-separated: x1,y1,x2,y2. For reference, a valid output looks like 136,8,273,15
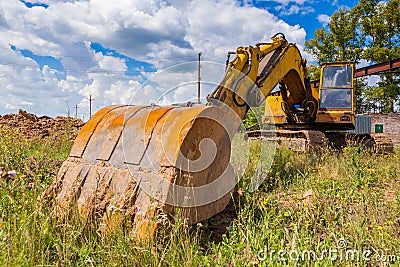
45,103,241,239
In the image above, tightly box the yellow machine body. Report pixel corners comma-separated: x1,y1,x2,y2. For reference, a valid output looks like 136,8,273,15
264,62,356,131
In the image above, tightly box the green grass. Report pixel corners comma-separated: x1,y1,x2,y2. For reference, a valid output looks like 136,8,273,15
1,127,400,266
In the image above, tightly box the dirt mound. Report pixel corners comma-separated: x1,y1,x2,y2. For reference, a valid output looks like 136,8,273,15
0,109,84,139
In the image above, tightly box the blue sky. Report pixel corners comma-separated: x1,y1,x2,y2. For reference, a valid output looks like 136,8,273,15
0,0,361,118
252,0,359,38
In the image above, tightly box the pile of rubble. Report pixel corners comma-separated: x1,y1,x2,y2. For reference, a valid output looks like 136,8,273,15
0,109,84,140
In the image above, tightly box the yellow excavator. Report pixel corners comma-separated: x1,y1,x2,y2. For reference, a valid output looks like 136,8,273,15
45,33,392,239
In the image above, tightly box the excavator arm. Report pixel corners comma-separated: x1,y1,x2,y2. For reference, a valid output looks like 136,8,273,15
209,33,316,125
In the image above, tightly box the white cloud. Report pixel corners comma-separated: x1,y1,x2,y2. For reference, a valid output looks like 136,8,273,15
142,61,226,106
95,53,127,72
185,0,306,61
5,103,19,110
263,0,306,6
260,0,314,16
0,0,306,118
275,4,314,15
317,14,331,26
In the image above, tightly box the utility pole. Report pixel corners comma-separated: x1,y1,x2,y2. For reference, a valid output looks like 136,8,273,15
198,52,201,104
75,104,78,118
65,100,70,117
89,95,95,118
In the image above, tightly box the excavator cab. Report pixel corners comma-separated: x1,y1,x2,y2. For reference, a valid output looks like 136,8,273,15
315,62,356,130
319,64,353,108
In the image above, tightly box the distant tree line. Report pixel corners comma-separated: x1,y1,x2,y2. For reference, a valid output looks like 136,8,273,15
305,0,400,113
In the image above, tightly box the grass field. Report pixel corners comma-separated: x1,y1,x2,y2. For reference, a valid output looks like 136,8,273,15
0,126,399,266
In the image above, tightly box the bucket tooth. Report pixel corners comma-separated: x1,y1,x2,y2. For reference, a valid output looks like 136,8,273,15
92,168,115,217
57,162,90,214
100,169,137,231
42,159,71,203
76,165,109,217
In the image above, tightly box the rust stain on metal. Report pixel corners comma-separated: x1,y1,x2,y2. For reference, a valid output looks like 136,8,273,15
124,106,174,165
96,106,143,161
70,105,124,158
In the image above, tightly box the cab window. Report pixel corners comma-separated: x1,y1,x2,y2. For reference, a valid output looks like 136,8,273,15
322,65,352,88
319,88,352,109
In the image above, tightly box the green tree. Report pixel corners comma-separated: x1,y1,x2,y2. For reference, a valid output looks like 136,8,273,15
305,9,364,64
304,28,336,64
354,0,400,62
307,64,321,81
305,0,400,113
370,74,400,113
354,0,400,112
354,78,369,113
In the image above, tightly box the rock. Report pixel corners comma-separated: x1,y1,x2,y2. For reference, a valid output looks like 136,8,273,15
19,109,38,122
